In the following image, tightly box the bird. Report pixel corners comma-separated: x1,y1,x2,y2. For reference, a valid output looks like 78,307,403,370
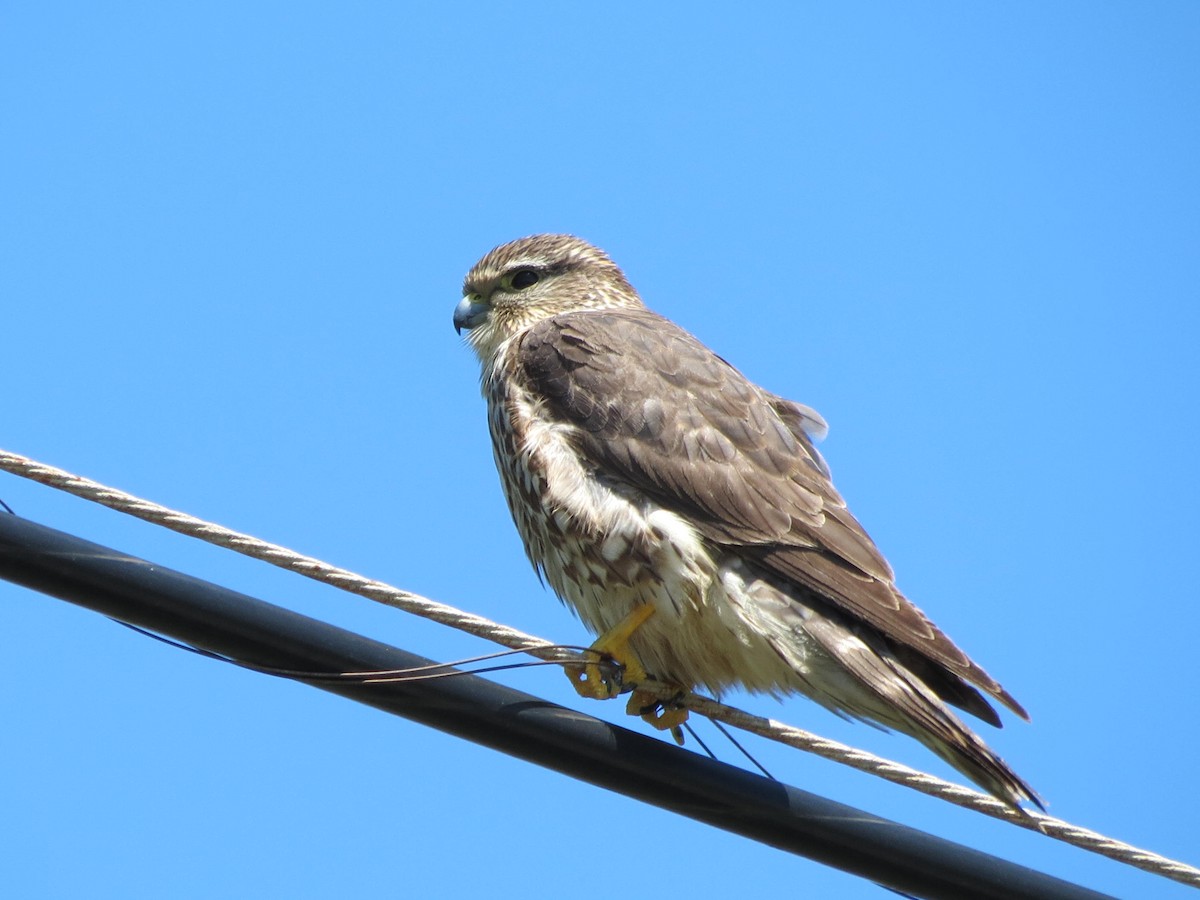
454,233,1039,808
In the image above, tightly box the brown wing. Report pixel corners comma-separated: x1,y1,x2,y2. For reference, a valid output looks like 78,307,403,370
518,307,1027,721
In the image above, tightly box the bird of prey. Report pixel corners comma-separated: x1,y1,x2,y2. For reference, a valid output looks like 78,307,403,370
454,234,1038,807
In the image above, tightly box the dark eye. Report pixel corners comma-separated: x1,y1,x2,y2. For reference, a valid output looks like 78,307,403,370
511,268,540,289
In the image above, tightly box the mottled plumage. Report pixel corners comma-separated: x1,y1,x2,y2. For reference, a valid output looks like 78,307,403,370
454,234,1038,807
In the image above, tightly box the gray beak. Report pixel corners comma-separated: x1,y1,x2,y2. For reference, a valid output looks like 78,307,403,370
454,296,489,334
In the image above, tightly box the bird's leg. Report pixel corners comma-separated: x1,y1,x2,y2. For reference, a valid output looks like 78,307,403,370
566,603,691,743
566,603,655,700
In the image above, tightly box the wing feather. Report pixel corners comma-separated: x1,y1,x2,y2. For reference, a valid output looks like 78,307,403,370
518,307,1027,719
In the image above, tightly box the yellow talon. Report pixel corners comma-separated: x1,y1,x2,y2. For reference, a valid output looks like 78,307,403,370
564,604,690,744
565,603,655,700
626,687,690,744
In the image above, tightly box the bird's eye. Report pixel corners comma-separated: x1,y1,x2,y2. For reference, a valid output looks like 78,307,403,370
510,268,540,290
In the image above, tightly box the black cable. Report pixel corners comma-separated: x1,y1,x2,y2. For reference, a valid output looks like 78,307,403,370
0,513,1112,900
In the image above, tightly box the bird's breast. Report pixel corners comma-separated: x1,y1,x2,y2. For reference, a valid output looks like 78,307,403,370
484,356,714,630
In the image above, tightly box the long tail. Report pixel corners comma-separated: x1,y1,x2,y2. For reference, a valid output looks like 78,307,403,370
912,710,1043,810
798,615,1042,809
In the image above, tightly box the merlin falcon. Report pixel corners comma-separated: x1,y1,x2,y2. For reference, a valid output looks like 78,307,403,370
454,234,1038,807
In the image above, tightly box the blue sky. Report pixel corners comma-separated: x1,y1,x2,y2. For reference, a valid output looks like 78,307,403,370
3,4,1199,897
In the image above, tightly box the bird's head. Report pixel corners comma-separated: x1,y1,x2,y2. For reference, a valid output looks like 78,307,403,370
454,234,645,363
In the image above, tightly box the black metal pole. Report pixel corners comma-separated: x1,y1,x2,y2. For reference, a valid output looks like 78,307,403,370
0,513,1110,900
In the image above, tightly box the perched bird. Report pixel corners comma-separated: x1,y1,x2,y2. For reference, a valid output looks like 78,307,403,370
454,234,1038,807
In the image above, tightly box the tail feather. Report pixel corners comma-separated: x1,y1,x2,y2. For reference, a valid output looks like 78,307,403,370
799,614,1041,809
917,717,1043,810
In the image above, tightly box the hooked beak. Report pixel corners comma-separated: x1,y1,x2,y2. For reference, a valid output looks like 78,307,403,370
453,295,489,334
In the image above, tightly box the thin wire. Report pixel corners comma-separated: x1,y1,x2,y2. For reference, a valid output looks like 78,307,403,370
121,620,774,774
115,620,615,684
681,721,718,761
2,448,1197,889
711,716,776,781
121,618,765,784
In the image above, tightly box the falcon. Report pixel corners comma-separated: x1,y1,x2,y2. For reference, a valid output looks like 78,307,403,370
454,234,1038,807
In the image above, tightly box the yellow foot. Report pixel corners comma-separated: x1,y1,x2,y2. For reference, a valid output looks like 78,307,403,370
565,603,655,700
626,688,689,745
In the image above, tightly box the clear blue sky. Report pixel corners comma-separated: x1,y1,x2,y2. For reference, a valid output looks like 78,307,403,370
3,4,1198,898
